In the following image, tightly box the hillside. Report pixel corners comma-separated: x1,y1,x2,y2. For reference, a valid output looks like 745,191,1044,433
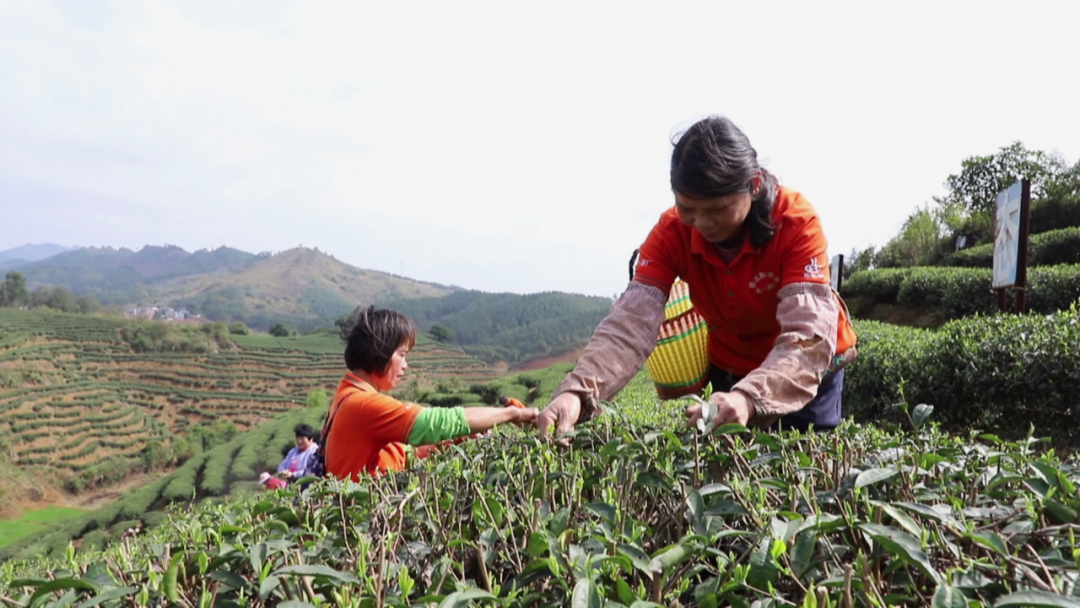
164,247,456,329
3,245,457,330
385,290,612,365
0,243,79,264
0,308,500,517
2,244,614,364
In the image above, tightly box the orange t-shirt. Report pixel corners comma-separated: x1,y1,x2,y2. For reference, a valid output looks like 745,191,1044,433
633,186,857,376
324,374,421,481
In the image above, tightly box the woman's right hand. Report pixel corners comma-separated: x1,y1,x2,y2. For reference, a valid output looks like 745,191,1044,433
537,392,581,446
512,405,540,428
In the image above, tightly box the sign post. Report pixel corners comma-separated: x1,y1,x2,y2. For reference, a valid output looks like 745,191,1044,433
991,179,1032,313
829,254,844,294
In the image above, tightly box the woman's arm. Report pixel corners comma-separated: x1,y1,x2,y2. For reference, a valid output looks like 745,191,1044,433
731,282,839,426
407,405,537,446
549,281,668,421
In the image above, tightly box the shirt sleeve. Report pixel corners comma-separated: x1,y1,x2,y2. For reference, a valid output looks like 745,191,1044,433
407,407,471,445
277,448,297,473
632,216,679,293
779,210,831,288
346,392,423,444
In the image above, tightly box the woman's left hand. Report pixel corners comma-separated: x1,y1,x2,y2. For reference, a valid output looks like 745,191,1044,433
685,391,753,429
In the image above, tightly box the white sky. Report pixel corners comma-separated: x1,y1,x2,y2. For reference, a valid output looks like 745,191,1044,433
1,1,1077,298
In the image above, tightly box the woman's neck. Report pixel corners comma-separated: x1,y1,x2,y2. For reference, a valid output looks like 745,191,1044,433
348,369,383,391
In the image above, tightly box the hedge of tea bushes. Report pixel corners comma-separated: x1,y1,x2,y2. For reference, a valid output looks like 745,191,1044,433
945,226,1080,268
845,308,1080,437
844,264,1080,318
5,380,1080,607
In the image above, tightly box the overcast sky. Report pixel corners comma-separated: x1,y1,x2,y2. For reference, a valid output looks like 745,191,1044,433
1,1,1077,297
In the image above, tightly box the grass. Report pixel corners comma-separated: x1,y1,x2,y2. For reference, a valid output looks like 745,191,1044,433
0,506,85,548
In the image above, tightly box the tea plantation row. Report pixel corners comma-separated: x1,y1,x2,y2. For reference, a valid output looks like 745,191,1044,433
4,373,1079,606
843,264,1080,319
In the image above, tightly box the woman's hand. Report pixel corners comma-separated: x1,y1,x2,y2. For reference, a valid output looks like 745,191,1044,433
685,391,753,430
537,392,582,445
512,405,540,428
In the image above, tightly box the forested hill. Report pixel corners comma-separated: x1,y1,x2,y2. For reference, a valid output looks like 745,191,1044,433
385,291,612,365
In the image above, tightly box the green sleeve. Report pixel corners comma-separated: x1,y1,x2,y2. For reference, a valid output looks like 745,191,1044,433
407,407,471,445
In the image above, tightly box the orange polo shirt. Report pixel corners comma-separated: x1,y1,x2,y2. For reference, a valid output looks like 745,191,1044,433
633,187,857,377
325,374,421,481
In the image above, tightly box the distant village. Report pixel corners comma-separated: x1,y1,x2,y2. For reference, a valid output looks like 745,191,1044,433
123,306,206,324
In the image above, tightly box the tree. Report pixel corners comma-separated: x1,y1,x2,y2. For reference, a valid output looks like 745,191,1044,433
874,205,948,268
936,141,1066,242
0,271,28,307
269,323,292,337
429,323,454,343
228,322,250,335
843,246,877,278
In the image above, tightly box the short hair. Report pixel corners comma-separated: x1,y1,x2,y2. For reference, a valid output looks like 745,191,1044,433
293,423,317,440
670,115,779,248
341,305,417,374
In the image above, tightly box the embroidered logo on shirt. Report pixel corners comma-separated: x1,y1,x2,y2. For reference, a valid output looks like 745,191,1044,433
804,257,824,279
748,271,779,294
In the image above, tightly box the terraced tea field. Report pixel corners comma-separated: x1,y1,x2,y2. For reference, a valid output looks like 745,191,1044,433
0,309,501,479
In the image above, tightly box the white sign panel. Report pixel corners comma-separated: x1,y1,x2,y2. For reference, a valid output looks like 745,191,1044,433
993,181,1023,289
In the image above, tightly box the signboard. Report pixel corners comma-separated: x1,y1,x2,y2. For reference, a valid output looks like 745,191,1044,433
829,254,844,293
991,179,1031,312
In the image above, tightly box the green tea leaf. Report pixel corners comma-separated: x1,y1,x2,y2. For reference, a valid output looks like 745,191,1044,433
29,579,100,608
858,523,941,583
274,565,360,584
73,587,139,608
617,543,654,577
571,578,601,608
874,501,923,539
931,585,968,608
439,588,497,607
855,467,898,489
912,404,934,428
967,531,1008,557
791,531,817,578
164,552,184,603
993,590,1080,607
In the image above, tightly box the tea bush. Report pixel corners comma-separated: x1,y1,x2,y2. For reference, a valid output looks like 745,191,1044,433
845,306,1080,437
948,226,1080,268
844,264,1080,318
4,374,1079,606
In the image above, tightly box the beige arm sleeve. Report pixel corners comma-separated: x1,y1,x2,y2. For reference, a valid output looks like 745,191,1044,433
552,281,667,422
732,282,839,426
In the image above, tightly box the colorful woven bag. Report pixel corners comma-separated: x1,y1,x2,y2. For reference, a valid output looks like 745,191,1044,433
643,279,710,399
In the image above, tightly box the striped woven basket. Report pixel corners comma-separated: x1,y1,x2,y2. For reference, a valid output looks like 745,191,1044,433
644,279,710,399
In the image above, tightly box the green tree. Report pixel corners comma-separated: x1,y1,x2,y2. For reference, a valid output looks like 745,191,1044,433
875,205,947,268
844,246,877,278
306,388,328,409
269,323,292,337
0,271,28,307
227,322,250,335
936,141,1066,242
429,323,454,343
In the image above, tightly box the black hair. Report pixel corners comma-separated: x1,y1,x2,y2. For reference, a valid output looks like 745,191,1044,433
670,115,778,247
293,423,317,440
341,305,417,374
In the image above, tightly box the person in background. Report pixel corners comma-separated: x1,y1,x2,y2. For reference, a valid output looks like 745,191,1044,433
323,306,539,481
258,471,287,490
537,115,858,440
277,423,319,480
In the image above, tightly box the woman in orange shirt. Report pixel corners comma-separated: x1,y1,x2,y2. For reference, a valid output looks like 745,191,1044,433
323,306,538,481
538,115,858,438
